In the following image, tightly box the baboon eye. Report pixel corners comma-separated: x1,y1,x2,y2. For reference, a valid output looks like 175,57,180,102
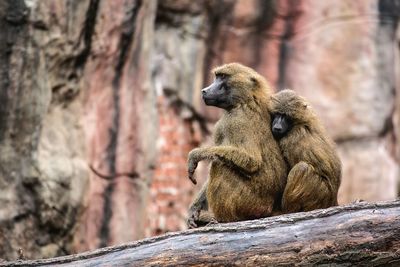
216,73,229,80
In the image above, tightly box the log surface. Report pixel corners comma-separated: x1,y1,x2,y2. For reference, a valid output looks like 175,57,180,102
3,200,400,266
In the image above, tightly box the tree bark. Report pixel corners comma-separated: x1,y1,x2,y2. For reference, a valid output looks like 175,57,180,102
3,200,400,266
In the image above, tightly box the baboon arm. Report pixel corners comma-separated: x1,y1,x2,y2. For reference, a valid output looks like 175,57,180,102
209,146,262,172
194,146,261,172
188,146,262,183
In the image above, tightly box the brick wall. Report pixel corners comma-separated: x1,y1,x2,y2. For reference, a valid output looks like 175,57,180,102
145,96,206,237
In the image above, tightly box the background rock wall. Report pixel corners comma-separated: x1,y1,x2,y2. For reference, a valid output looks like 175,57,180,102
0,0,398,261
148,0,400,234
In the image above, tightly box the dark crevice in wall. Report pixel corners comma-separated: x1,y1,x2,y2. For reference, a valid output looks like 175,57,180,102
277,38,289,89
130,3,144,70
378,0,400,175
202,1,235,85
51,0,100,105
99,0,142,248
377,0,399,138
380,108,395,138
74,0,100,69
0,0,28,140
113,0,142,86
155,1,203,28
277,0,299,90
4,0,28,26
378,0,400,31
253,0,276,68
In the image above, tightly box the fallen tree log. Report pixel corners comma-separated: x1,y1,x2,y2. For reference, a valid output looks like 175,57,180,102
3,200,400,266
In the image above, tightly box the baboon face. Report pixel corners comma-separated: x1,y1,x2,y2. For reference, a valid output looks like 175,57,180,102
271,113,293,139
202,74,233,109
202,63,265,110
270,89,311,130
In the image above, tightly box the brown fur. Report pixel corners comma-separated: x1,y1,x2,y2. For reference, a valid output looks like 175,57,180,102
187,63,287,223
270,89,341,212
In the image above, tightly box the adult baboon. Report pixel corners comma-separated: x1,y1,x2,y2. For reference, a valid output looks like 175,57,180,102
187,63,287,225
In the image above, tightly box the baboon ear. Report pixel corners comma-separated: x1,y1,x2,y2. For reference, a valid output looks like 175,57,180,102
250,76,258,88
303,103,308,109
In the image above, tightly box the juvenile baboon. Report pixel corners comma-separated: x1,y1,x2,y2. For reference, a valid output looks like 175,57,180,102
270,89,341,212
187,63,287,225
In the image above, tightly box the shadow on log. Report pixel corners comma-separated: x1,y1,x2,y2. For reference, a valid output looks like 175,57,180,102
2,200,400,266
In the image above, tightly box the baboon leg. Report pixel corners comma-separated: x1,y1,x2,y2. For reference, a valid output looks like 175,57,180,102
282,161,332,212
187,180,216,228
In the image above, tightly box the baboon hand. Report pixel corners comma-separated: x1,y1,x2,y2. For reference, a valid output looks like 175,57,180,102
188,149,202,184
188,158,198,185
